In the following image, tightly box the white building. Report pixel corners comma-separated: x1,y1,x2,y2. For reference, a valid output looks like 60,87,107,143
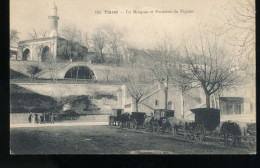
117,81,256,123
117,83,203,119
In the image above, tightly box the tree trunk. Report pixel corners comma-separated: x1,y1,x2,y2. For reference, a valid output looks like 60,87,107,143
180,93,184,118
164,76,168,110
135,99,139,112
205,92,211,108
106,71,109,82
164,87,168,110
76,66,79,84
55,72,57,83
100,52,104,64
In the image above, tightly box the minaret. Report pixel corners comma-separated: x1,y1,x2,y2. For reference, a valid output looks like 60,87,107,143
48,0,59,37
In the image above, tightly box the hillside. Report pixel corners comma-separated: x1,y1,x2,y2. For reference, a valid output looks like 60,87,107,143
10,84,57,113
10,84,118,114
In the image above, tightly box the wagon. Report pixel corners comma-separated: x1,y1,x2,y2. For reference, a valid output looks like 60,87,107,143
185,108,220,141
129,112,146,129
217,121,256,150
109,109,123,126
168,108,220,141
145,109,174,133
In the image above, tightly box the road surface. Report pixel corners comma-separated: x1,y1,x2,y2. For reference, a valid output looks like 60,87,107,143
10,125,254,154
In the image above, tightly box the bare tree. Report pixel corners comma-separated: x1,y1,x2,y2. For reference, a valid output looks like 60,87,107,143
120,69,152,112
124,47,138,68
58,26,88,61
223,0,255,73
10,29,20,44
83,33,90,53
92,31,107,64
28,29,47,39
104,25,124,66
143,36,179,110
42,53,58,83
183,29,241,108
171,65,195,118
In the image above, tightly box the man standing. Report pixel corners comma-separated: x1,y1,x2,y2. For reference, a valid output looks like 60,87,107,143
50,113,55,124
28,112,33,124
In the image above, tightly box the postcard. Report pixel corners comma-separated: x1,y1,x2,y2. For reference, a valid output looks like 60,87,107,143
10,0,256,154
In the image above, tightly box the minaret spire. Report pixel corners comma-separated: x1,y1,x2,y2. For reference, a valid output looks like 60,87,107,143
48,0,59,37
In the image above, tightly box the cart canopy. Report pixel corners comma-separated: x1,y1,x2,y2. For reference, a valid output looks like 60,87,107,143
190,108,220,131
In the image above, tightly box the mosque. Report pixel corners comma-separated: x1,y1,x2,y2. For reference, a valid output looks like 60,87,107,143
16,1,66,62
10,1,135,81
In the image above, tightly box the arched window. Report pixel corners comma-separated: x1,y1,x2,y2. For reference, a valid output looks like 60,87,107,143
155,100,159,106
168,101,174,110
22,48,30,60
41,46,50,62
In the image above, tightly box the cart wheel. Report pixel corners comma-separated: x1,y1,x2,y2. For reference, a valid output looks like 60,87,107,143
109,117,114,126
129,121,133,129
126,121,130,128
132,119,137,130
194,124,205,141
144,123,152,132
184,129,193,141
245,136,256,151
143,123,147,129
153,122,159,133
171,126,177,137
226,133,235,146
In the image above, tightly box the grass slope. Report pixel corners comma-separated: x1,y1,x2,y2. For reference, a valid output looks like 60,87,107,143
10,84,57,113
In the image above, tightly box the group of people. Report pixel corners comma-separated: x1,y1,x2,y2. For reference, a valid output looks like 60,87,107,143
28,112,55,124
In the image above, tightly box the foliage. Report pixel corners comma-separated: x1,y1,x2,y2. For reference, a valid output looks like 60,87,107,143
26,65,42,79
56,95,91,112
58,26,89,61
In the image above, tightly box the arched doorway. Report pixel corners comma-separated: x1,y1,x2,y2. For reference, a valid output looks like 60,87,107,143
22,48,30,60
41,46,50,62
167,101,174,110
64,66,95,79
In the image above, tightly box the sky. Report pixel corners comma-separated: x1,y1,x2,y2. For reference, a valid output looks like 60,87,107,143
10,0,230,49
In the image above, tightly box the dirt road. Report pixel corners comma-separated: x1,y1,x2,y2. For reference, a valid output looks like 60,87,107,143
10,125,254,154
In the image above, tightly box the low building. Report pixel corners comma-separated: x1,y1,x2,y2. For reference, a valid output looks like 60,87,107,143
117,83,203,119
117,80,256,123
219,82,255,123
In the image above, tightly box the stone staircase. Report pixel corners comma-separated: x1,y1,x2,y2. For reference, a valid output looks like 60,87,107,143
139,84,161,102
183,102,205,119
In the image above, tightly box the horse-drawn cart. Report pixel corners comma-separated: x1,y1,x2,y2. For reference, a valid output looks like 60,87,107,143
129,112,146,129
109,109,123,126
143,109,174,133
188,108,220,141
168,108,220,141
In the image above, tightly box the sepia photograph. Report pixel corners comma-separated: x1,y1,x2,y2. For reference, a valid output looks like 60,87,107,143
10,0,256,154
